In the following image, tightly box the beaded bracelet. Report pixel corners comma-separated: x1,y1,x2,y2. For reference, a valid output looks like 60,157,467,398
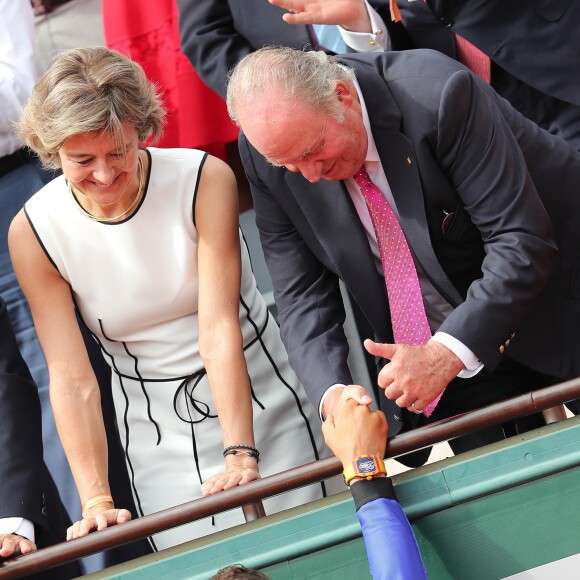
223,444,260,463
82,494,114,516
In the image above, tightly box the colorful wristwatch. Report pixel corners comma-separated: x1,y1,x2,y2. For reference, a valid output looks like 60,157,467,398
343,454,386,486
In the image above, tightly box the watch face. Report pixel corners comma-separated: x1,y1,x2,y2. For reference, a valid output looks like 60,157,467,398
356,456,377,474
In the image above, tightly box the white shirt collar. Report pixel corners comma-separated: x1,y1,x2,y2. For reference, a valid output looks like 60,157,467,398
352,76,380,165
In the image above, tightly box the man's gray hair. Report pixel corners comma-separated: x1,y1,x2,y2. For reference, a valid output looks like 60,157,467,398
227,46,356,126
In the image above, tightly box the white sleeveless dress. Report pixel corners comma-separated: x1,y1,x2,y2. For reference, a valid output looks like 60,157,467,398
25,148,342,551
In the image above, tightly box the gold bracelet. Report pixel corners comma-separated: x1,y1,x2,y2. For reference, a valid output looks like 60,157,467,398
82,494,114,515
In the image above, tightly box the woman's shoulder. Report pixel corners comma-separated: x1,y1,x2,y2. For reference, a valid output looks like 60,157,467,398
147,147,236,186
25,173,67,214
147,146,207,165
145,147,209,183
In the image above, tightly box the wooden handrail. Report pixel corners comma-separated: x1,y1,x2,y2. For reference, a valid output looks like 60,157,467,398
1,378,578,579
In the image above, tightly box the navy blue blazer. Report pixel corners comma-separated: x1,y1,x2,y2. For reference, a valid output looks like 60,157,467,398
240,50,580,431
179,0,580,147
382,0,580,148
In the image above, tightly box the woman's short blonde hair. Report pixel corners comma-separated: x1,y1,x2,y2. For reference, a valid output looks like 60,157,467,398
17,47,166,169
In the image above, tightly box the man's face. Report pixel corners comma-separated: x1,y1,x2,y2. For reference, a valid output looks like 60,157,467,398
239,81,368,183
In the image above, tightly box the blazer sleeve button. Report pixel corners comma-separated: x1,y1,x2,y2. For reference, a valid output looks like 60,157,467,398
499,345,505,354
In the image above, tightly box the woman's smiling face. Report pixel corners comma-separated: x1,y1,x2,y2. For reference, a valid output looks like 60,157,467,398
58,124,141,210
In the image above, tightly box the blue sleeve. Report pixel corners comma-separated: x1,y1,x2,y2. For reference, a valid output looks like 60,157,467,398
357,498,428,579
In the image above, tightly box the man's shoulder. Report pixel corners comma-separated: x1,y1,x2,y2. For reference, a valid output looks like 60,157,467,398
340,49,479,118
340,49,465,83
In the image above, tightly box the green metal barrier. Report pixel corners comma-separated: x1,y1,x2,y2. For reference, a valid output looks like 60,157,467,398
85,416,580,579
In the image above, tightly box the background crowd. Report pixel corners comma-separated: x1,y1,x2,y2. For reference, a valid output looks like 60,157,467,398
1,0,578,578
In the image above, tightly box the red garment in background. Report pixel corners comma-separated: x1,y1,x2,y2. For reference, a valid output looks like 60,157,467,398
102,0,238,160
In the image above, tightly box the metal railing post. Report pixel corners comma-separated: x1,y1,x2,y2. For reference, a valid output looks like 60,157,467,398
242,501,266,522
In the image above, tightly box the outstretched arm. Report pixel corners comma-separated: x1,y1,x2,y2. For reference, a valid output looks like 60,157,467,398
8,211,130,539
323,400,427,579
196,156,260,496
270,0,389,51
270,0,372,31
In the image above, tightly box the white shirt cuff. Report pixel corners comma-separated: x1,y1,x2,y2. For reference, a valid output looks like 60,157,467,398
319,384,347,420
431,332,484,378
0,517,35,542
339,0,388,52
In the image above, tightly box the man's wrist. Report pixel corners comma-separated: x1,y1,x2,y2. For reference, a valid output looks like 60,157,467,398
0,518,34,543
339,0,372,32
343,454,386,486
348,473,387,484
340,1,388,51
431,332,482,374
349,476,397,511
319,384,346,420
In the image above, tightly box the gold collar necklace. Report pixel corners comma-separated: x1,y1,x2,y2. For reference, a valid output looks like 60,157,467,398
68,155,145,223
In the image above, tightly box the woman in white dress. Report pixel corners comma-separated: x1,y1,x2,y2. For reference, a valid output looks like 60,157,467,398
9,47,342,551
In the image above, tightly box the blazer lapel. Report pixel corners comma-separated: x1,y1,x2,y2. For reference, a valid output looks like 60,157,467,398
376,130,463,306
351,61,463,305
285,172,392,341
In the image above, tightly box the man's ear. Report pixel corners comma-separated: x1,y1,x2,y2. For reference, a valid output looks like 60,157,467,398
334,80,354,106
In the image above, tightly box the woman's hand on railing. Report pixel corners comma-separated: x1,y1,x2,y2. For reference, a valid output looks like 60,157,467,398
201,456,260,497
66,507,132,541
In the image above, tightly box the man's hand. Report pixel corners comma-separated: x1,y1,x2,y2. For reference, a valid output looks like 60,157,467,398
0,534,37,558
66,507,131,541
269,0,372,32
321,384,373,423
364,340,464,412
323,399,387,468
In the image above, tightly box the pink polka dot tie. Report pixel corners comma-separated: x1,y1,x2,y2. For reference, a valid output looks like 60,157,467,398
354,166,442,416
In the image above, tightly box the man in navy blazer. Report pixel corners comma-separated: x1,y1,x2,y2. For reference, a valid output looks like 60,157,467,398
179,0,580,149
0,297,80,579
227,47,579,447
177,0,393,98
387,0,580,150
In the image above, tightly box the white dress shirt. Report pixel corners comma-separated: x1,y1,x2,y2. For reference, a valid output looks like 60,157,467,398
0,0,37,157
0,518,35,543
339,0,389,52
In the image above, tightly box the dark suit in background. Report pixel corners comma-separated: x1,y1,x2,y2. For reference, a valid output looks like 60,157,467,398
0,298,151,576
238,50,580,442
178,0,580,149
386,0,580,149
177,0,392,98
0,298,80,579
